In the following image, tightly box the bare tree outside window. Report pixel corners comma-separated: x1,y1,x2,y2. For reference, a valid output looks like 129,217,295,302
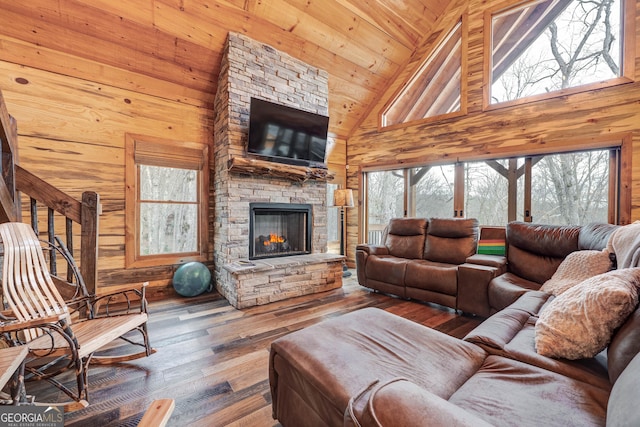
531,151,609,224
366,170,404,243
364,149,612,230
491,0,621,104
411,165,455,218
139,165,199,255
465,160,513,226
486,0,618,225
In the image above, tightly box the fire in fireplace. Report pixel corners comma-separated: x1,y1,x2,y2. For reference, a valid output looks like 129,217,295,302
249,203,312,259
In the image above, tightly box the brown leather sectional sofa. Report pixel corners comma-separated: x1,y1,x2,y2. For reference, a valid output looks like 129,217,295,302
357,218,618,317
269,220,639,426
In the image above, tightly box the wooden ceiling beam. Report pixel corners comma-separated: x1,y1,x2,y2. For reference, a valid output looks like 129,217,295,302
332,0,423,49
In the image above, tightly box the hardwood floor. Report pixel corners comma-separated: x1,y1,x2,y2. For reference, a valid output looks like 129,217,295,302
28,273,482,426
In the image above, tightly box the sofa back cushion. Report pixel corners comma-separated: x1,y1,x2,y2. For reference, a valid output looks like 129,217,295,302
423,218,479,264
506,222,580,284
578,222,619,251
384,218,428,259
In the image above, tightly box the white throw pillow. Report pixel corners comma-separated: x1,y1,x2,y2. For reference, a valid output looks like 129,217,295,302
535,268,640,360
540,249,612,296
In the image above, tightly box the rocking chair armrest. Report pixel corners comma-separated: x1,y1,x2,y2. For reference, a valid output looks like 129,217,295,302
90,282,149,317
95,281,148,299
0,314,66,333
92,282,148,303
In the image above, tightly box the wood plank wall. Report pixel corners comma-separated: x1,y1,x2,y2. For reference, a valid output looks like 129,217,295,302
0,60,346,295
0,61,212,294
346,0,640,263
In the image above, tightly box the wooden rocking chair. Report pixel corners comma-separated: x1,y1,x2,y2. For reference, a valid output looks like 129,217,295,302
0,222,155,410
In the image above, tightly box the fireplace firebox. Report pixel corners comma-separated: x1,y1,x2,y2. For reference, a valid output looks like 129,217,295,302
249,203,312,260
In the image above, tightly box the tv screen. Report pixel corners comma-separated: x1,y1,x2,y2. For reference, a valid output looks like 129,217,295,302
247,98,329,168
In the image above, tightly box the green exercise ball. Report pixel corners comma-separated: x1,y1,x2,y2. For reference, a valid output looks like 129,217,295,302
173,262,212,297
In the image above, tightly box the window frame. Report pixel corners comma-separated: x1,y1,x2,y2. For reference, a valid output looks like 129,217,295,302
359,134,631,242
125,133,209,268
380,14,468,130
483,0,636,111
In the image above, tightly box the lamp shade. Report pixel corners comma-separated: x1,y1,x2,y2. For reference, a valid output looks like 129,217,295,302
334,189,354,208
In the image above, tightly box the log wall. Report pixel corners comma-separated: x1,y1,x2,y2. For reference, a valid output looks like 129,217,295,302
0,61,212,294
0,57,346,295
346,0,640,265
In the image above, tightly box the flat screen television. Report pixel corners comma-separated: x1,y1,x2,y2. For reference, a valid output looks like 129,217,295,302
247,98,329,168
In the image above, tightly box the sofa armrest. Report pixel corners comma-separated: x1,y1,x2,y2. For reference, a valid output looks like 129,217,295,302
355,245,389,287
356,244,389,256
457,263,499,317
466,254,507,273
344,378,492,427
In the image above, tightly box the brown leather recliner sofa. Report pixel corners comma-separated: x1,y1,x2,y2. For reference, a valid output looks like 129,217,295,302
269,220,640,426
355,217,479,310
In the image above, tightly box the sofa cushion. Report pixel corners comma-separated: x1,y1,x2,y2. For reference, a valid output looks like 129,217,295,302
578,222,619,251
449,355,609,427
607,353,640,427
423,218,479,264
506,222,580,284
385,218,428,259
465,307,611,390
540,249,612,296
404,260,457,295
535,268,640,360
488,272,542,312
365,256,408,286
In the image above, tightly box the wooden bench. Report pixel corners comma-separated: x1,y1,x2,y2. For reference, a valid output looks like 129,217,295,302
0,345,29,404
138,398,175,427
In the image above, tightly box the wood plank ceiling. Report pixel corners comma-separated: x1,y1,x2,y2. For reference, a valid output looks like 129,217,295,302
0,0,450,139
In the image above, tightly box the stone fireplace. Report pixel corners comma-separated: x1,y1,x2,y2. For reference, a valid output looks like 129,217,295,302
213,33,343,308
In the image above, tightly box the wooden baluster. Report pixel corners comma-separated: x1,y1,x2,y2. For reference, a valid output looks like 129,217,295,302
66,218,74,282
29,198,38,235
81,192,99,297
48,207,57,276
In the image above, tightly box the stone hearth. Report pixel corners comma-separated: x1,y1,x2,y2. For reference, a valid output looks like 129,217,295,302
222,254,342,308
213,33,343,308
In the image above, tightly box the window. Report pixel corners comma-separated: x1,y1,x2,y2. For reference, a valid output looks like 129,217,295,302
465,159,519,225
381,18,465,127
487,0,631,106
531,151,610,224
409,165,455,219
125,134,208,268
362,144,624,242
364,169,405,244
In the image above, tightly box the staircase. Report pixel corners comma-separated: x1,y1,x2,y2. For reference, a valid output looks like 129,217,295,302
0,89,99,295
